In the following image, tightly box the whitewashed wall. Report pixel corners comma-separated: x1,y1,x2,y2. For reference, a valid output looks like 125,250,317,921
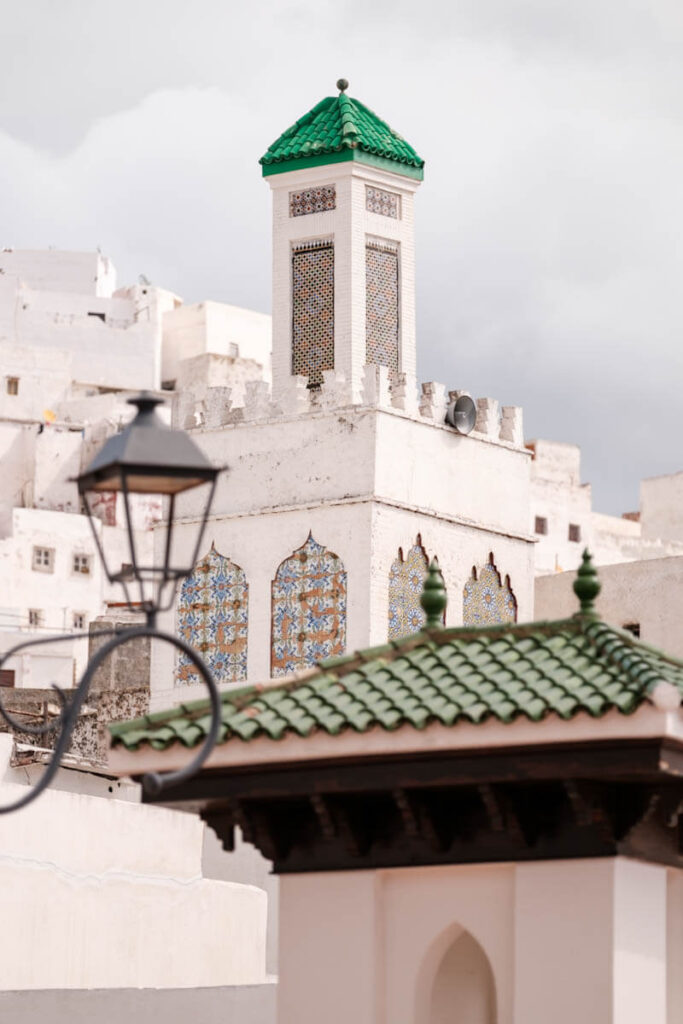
0,250,116,297
0,509,105,681
151,403,533,706
641,472,683,543
175,352,267,421
0,736,267,990
535,555,683,657
162,301,272,386
278,858,672,1024
0,337,73,423
0,424,36,532
530,439,683,574
0,270,166,399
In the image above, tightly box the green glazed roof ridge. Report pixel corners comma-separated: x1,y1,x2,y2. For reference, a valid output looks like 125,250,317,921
259,93,424,172
584,618,683,672
581,619,683,692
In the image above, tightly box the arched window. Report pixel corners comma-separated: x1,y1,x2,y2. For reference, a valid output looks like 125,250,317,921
429,930,496,1024
271,533,347,677
462,554,516,627
388,536,438,640
176,545,248,685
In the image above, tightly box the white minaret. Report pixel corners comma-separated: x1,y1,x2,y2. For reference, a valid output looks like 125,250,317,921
260,79,424,403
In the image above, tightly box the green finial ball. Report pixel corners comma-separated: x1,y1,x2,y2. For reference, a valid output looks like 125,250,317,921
573,549,601,617
336,78,349,93
421,559,447,629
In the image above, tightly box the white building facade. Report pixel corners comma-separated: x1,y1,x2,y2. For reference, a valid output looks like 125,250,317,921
529,438,683,575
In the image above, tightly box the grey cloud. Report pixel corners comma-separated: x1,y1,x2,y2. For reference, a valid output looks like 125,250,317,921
1,1,682,514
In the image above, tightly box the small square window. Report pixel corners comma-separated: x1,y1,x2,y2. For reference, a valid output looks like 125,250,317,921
73,612,86,630
6,377,18,396
568,523,581,543
28,609,42,628
534,516,548,536
73,553,91,575
32,546,55,573
0,669,15,688
623,622,641,638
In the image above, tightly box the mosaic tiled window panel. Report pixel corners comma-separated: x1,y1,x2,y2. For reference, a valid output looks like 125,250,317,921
366,242,399,373
462,557,517,627
271,533,347,677
176,546,248,686
292,241,335,386
290,186,336,217
388,538,435,640
366,186,399,219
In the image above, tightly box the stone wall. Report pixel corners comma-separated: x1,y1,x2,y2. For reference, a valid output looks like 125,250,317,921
0,685,149,765
88,613,151,693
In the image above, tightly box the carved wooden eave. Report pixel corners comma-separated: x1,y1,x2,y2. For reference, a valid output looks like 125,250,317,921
130,726,683,874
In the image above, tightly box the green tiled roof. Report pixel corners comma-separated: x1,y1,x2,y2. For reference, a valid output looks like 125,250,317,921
259,88,424,180
110,616,683,753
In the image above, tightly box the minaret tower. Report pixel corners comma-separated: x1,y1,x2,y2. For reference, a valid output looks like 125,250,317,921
260,79,424,402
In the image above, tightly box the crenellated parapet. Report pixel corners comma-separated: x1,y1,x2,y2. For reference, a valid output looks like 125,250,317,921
181,368,525,449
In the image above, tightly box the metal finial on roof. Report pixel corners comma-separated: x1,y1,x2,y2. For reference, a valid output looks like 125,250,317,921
573,549,601,617
336,78,349,93
421,560,447,629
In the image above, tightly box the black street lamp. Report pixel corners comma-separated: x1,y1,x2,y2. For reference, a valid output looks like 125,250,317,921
0,393,225,812
77,392,220,621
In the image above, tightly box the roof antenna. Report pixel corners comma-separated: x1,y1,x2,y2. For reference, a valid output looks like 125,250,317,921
336,78,349,93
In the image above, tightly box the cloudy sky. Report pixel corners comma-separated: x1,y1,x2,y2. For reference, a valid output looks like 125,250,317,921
2,0,682,513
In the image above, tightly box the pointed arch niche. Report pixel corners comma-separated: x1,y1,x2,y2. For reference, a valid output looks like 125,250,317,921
388,535,442,640
462,554,517,627
428,929,496,1024
271,533,347,677
176,545,248,686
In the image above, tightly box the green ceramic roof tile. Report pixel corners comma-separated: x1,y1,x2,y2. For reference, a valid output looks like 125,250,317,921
110,616,683,754
259,91,424,179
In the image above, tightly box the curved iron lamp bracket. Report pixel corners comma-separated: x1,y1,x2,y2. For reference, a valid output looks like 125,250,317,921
0,626,221,814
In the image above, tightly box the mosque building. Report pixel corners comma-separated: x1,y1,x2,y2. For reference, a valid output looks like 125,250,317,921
156,80,533,708
155,80,683,709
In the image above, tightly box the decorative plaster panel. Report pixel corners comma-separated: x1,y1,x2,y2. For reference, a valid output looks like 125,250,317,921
176,545,248,685
271,533,346,677
388,536,433,639
463,555,517,626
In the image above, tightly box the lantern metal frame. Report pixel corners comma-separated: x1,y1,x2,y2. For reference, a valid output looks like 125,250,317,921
79,477,218,622
0,393,225,813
